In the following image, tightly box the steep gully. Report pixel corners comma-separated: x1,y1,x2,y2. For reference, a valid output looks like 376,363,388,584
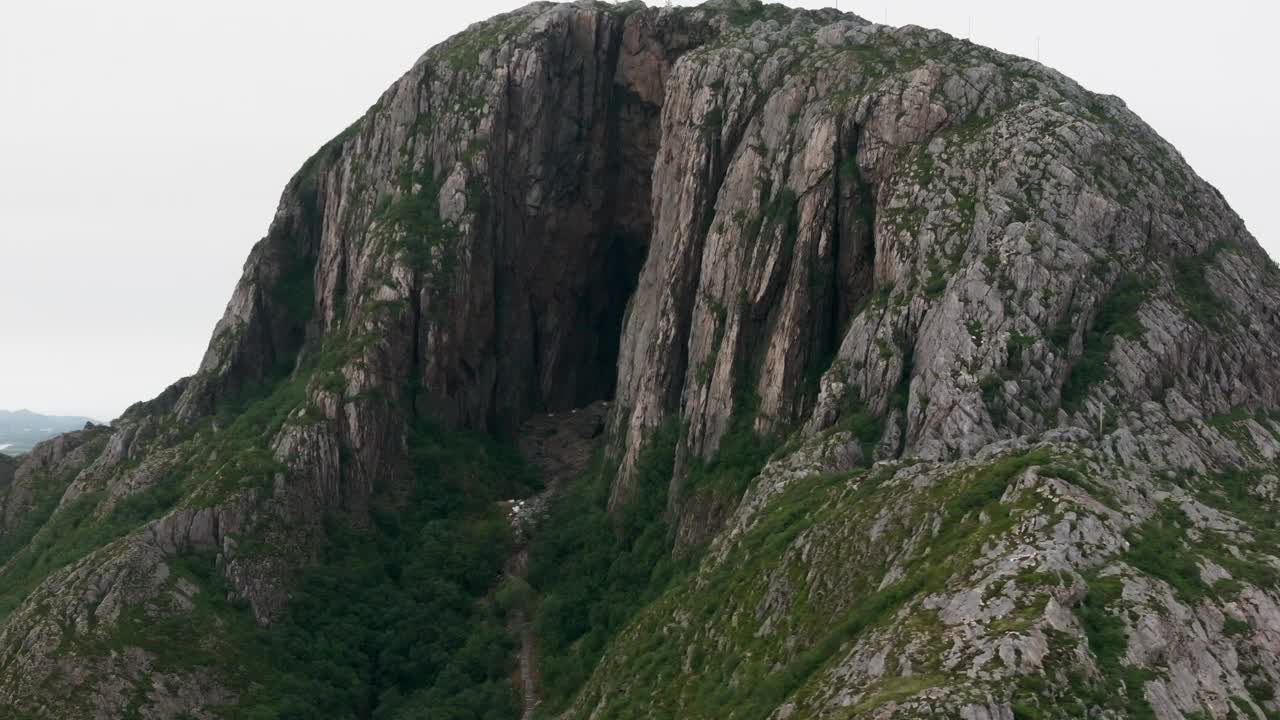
508,403,609,718
482,30,883,719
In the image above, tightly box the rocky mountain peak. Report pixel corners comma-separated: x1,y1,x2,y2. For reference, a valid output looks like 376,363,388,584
3,2,1280,718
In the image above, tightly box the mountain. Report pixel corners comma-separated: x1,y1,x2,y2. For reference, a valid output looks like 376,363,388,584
3,1,1280,718
0,409,97,455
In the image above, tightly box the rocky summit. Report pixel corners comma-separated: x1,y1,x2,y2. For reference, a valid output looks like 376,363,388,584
4,1,1280,718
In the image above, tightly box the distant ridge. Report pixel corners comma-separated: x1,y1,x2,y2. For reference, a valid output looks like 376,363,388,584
0,409,97,455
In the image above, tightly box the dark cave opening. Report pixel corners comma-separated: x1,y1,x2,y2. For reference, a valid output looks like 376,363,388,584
483,31,664,433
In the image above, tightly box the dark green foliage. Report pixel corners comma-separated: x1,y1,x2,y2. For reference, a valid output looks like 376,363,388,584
1188,467,1280,591
980,374,1007,427
528,421,692,715
891,345,916,417
839,156,859,184
1047,317,1074,349
270,252,318,328
553,448,1056,718
1012,701,1046,720
1172,250,1226,331
685,397,781,500
1123,508,1209,602
1223,617,1250,637
737,571,930,719
925,255,947,298
1078,575,1125,669
438,12,533,71
742,186,801,254
702,107,724,134
712,450,1048,719
724,0,791,27
1066,502,1261,716
298,116,365,188
606,470,854,720
706,451,1052,718
217,424,535,720
1006,332,1032,372
1201,467,1280,549
200,373,308,500
1060,274,1149,413
770,188,800,246
100,550,270,688
942,449,1051,532
374,167,461,276
0,470,186,619
0,467,82,571
833,390,886,459
1039,464,1083,484
495,576,534,616
1074,574,1157,719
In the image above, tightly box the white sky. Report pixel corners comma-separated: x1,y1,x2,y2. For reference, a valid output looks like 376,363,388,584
2,0,1275,421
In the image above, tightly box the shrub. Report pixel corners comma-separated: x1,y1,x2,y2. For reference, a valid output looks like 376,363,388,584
1173,251,1226,331
528,421,692,714
1060,274,1149,413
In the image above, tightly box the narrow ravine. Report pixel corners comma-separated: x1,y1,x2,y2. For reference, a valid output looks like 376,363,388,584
505,401,609,719
503,547,540,720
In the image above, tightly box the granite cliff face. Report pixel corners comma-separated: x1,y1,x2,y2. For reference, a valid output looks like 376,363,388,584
4,2,1280,718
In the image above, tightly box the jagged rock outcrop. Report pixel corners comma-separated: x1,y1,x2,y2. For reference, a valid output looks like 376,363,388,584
606,2,1280,545
3,2,1280,718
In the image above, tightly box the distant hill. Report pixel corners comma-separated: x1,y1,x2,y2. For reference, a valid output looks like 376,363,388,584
0,410,97,455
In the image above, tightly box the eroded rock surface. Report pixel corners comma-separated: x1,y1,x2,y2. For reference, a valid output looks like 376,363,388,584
3,2,1280,718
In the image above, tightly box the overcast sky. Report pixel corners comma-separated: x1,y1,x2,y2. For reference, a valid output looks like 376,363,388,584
2,1,1275,421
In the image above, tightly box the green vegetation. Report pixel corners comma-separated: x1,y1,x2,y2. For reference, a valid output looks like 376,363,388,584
528,421,693,714
723,0,792,28
1123,507,1209,602
925,254,947,298
685,397,781,500
1005,332,1032,374
735,569,933,718
439,11,533,70
191,367,316,505
938,449,1051,539
742,186,801,254
5,412,540,720
980,373,1007,427
0,466,85,573
1184,467,1280,592
1223,617,1250,637
201,423,536,720
1060,274,1149,413
1172,249,1227,331
696,301,729,385
298,115,366,188
373,168,462,277
1048,317,1074,350
1199,466,1280,548
832,389,887,458
0,469,186,620
566,469,855,720
1064,573,1157,712
259,429,530,719
271,251,318,328
1072,574,1157,719
95,549,271,701
553,447,1056,718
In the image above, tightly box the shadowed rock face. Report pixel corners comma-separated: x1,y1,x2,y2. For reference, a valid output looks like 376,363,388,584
0,454,17,500
5,2,1280,718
